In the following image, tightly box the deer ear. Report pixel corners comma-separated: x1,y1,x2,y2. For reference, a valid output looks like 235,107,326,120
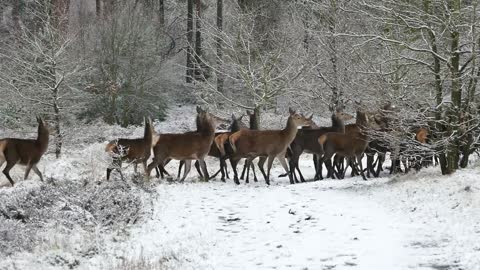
196,106,202,113
289,107,295,115
246,110,252,116
231,114,236,120
308,113,313,120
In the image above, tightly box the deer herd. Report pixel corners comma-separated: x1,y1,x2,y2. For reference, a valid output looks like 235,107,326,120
0,104,434,187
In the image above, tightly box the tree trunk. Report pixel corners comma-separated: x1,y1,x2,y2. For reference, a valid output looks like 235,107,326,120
194,0,204,80
445,0,461,174
186,0,194,83
51,0,70,32
96,0,101,17
158,0,165,27
328,0,341,109
254,106,261,130
53,100,62,158
216,0,224,93
424,0,448,174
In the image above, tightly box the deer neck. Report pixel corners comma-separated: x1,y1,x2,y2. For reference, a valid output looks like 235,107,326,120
36,125,49,152
281,116,299,144
331,114,345,132
200,121,216,138
144,123,153,146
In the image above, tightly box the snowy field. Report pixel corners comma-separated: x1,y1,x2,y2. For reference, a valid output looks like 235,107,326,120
1,106,480,270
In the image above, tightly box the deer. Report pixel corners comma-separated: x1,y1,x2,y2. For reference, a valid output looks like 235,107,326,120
317,110,375,181
279,110,354,182
238,109,260,183
0,117,50,186
175,113,248,181
228,108,310,185
146,106,216,182
105,117,157,180
157,113,247,182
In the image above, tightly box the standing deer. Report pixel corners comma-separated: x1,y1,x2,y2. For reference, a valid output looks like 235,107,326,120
228,108,310,185
318,110,374,180
172,113,247,181
282,110,353,182
0,117,50,186
239,109,260,183
147,106,216,181
105,117,157,180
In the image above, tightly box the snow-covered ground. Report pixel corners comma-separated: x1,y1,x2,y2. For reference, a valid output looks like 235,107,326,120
1,106,480,270
76,159,477,270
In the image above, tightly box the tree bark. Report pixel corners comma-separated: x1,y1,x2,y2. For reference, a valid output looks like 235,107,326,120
216,0,224,92
158,0,165,28
445,0,461,174
96,0,101,17
194,0,204,80
186,0,194,83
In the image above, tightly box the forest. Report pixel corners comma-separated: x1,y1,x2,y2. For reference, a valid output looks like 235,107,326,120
1,1,480,269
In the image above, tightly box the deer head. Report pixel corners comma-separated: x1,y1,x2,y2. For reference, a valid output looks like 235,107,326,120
289,108,311,128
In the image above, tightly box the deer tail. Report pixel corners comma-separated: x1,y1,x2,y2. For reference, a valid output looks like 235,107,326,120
152,133,160,148
0,140,7,161
214,135,227,156
318,135,327,154
105,141,116,153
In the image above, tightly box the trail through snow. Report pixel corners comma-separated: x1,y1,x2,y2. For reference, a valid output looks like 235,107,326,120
116,169,433,270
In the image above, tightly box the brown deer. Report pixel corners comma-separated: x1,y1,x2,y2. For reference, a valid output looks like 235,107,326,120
158,113,247,181
174,113,248,181
228,108,310,185
105,117,157,180
239,109,260,183
0,117,50,186
282,110,353,182
318,110,374,180
147,106,216,181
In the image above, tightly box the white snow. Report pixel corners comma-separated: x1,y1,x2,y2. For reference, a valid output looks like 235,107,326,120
1,105,480,269
74,158,480,270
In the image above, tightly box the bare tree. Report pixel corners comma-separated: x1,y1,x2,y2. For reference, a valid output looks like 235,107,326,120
0,0,84,158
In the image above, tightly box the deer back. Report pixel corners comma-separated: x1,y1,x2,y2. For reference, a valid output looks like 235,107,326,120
229,108,308,157
0,117,50,165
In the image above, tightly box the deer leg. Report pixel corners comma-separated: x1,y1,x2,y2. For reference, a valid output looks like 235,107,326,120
316,157,324,180
2,160,16,186
277,155,293,184
32,165,44,182
178,160,185,179
314,157,323,180
257,157,268,181
180,160,192,182
366,155,374,178
265,155,275,185
224,159,230,179
313,154,318,177
230,158,240,185
198,159,209,181
245,158,250,184
296,166,306,182
356,154,367,180
251,161,258,182
375,153,385,177
240,159,248,180
147,153,165,179
194,160,203,180
133,163,138,174
24,163,33,180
